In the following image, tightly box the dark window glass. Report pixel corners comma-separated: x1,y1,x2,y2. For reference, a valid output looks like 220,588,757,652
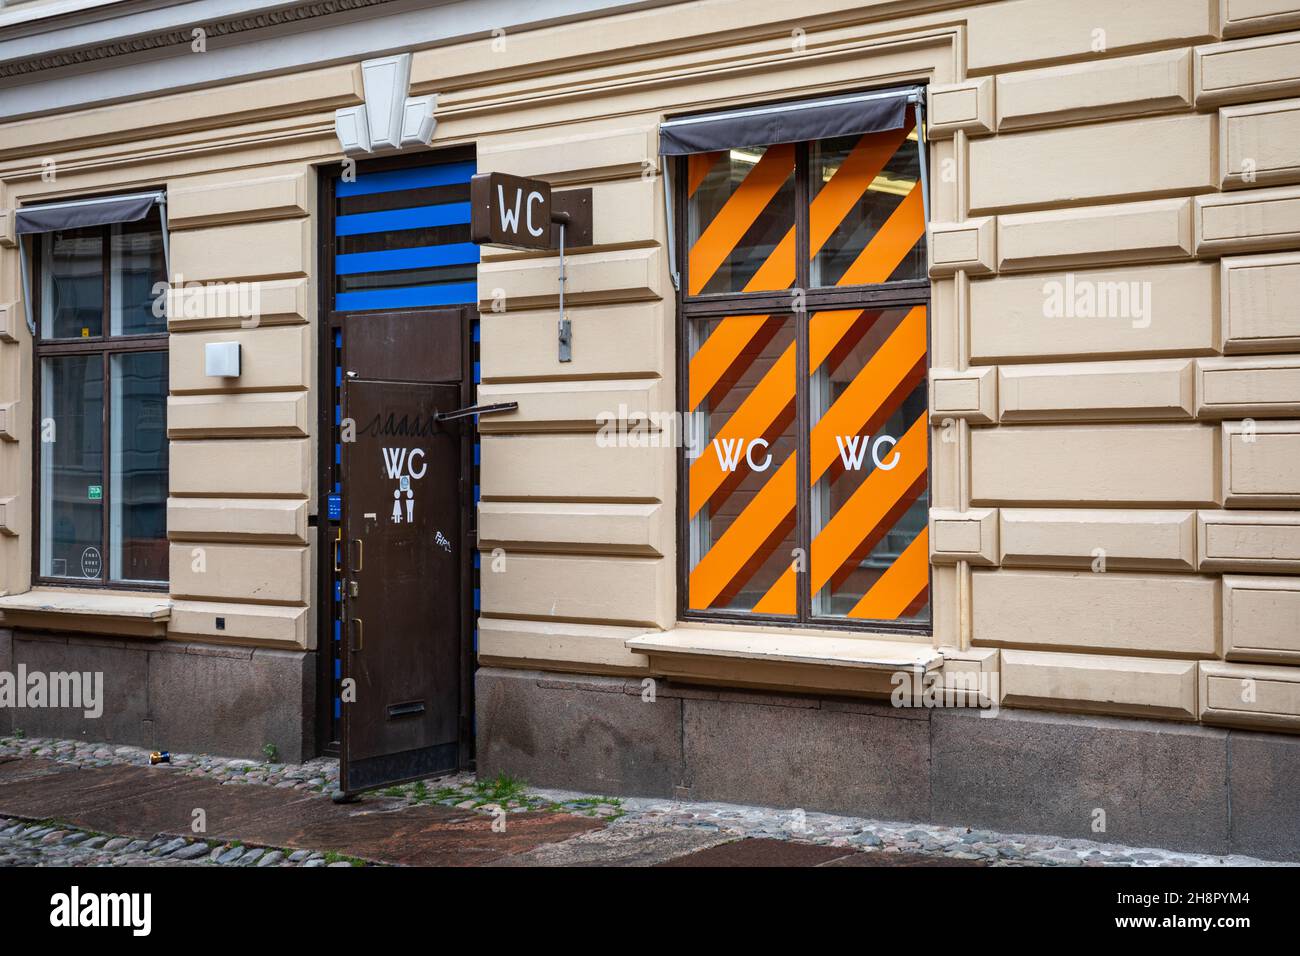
40,227,103,339
34,204,169,588
111,219,167,336
110,352,168,584
39,355,104,580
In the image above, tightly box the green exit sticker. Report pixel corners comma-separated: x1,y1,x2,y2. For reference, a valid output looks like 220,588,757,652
87,485,102,501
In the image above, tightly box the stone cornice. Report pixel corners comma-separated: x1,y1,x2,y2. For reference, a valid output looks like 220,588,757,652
0,0,398,78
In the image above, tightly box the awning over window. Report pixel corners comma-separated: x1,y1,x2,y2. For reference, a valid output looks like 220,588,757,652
16,190,163,235
658,86,917,156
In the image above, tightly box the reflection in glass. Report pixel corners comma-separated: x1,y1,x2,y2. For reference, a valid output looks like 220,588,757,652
40,228,104,339
110,218,167,336
110,352,168,584
40,355,104,579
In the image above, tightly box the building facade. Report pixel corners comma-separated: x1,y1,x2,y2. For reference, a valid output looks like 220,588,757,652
1,0,1299,855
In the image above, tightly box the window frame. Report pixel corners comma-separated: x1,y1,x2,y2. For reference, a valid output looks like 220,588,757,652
30,217,170,592
674,134,932,635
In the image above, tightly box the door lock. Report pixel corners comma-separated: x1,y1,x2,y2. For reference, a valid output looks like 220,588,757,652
349,580,359,598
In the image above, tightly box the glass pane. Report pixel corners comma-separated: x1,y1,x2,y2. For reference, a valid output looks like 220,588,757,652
110,216,166,336
110,352,168,584
40,227,103,339
686,314,797,614
686,145,795,296
809,109,926,287
40,355,104,580
808,305,929,622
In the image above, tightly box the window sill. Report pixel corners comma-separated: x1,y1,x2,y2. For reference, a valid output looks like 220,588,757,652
626,623,942,697
0,588,171,639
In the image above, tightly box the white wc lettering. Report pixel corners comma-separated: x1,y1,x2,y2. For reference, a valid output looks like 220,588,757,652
526,191,546,237
711,437,772,473
835,434,900,471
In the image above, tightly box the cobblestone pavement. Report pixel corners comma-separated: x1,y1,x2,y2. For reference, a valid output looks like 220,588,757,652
1,735,1291,867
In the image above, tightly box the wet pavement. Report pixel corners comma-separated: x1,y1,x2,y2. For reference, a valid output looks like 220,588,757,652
1,736,1293,867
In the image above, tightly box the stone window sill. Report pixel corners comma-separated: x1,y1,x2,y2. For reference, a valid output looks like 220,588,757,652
626,624,942,697
0,588,171,639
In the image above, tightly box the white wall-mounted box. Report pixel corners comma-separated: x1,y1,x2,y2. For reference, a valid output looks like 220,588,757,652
204,341,241,378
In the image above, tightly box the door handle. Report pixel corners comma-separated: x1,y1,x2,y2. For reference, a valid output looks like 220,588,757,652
350,617,363,652
351,538,363,571
434,401,518,423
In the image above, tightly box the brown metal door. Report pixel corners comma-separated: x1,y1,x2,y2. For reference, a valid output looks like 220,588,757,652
339,378,461,793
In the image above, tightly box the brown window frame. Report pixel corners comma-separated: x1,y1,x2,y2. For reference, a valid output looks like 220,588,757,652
674,137,932,635
30,218,170,592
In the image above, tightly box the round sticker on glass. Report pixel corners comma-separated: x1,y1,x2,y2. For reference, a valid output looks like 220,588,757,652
81,547,102,579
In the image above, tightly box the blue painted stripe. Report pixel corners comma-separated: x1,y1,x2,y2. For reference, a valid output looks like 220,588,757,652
473,360,481,384
473,443,480,467
336,282,477,312
334,698,341,719
335,202,470,236
334,330,342,348
335,242,480,275
472,321,480,343
336,161,476,197
473,588,480,612
334,620,341,641
334,659,341,680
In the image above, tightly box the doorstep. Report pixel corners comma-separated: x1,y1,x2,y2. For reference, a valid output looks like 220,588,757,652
626,625,941,697
0,588,171,639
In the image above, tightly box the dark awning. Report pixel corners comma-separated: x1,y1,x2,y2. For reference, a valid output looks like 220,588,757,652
658,86,917,156
16,191,163,235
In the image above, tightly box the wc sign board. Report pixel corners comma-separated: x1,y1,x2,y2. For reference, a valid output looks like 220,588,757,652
469,172,553,250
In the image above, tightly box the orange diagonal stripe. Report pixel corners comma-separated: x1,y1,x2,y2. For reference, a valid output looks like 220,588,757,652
688,314,773,411
837,182,924,286
848,527,930,620
688,456,796,611
688,144,794,296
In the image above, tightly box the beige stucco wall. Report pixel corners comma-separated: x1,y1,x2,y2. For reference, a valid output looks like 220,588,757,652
2,0,1300,732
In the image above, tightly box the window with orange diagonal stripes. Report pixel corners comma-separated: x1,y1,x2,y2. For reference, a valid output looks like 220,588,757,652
680,101,930,630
